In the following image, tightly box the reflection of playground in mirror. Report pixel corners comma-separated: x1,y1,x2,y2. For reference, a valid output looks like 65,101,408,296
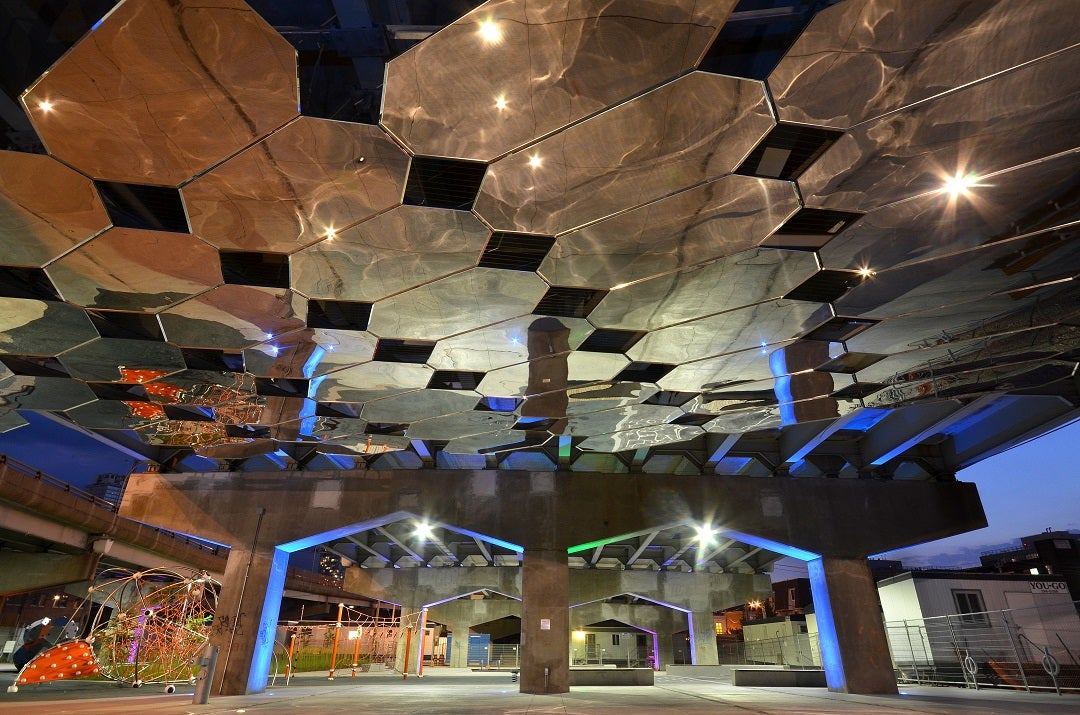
6,567,219,694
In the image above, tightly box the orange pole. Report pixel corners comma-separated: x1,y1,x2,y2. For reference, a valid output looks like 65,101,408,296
351,625,362,677
402,626,413,680
328,603,344,680
285,631,296,682
417,608,428,678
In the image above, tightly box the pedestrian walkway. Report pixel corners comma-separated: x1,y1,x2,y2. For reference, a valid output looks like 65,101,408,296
1,667,1078,714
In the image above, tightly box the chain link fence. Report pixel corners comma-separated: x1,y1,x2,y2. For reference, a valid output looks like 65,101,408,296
885,600,1080,694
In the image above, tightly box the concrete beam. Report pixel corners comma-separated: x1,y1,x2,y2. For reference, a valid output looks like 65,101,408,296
0,551,100,596
121,470,986,560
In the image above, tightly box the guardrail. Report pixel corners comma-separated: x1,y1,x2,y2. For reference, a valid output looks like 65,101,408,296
0,453,224,557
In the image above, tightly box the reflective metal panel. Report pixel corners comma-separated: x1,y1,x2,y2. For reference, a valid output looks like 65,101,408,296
702,405,781,433
427,315,591,372
314,362,432,403
382,0,736,161
836,230,1080,319
291,206,489,301
22,0,299,185
184,118,409,253
244,329,378,378
46,228,222,310
819,150,1080,271
474,72,774,235
0,376,97,411
443,429,547,455
0,151,109,268
367,268,547,340
406,411,517,441
659,346,788,392
361,389,479,424
0,298,98,356
800,50,1080,212
476,352,629,398
158,286,306,350
589,249,819,330
565,382,660,415
627,299,823,364
578,424,703,453
770,0,1080,129
540,176,800,288
58,338,186,382
567,404,681,437
0,410,27,434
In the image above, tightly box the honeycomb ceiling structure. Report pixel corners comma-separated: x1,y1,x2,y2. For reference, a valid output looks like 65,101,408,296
1,0,1079,479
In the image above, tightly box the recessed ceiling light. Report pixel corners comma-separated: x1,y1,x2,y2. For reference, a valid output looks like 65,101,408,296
478,19,502,44
941,171,980,197
38,100,53,112
494,95,507,110
528,154,542,169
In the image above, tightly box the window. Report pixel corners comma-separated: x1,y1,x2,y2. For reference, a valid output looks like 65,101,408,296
611,634,620,646
636,634,648,647
585,633,596,646
953,589,989,626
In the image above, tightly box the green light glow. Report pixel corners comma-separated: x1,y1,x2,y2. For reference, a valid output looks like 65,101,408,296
567,537,622,554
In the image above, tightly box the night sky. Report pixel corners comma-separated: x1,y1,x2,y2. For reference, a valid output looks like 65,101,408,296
1,411,1076,573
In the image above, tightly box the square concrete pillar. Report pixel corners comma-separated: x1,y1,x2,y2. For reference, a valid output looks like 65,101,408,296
689,610,719,665
520,548,569,693
211,547,286,695
447,622,472,668
808,556,898,694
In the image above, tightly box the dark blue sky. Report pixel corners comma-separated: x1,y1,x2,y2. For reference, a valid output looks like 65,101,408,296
2,411,1076,571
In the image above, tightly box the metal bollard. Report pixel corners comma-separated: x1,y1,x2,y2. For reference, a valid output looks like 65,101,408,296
511,670,519,683
192,644,220,705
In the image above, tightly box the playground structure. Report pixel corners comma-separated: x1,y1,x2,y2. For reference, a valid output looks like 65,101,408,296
278,606,431,680
7,567,219,693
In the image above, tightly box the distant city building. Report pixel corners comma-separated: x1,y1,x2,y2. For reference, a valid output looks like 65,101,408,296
85,473,127,506
979,529,1080,600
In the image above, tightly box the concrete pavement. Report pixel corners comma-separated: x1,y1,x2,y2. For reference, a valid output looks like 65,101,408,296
1,667,1077,714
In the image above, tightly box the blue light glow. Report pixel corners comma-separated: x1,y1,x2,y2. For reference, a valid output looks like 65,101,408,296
248,548,289,693
807,558,845,691
719,530,819,562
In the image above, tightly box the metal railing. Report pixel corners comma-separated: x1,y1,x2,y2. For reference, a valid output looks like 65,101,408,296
885,600,1080,694
718,633,821,668
0,453,224,557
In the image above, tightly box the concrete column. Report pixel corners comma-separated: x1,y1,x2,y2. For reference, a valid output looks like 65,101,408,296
393,604,421,675
655,625,676,669
520,548,569,693
211,546,286,695
689,610,719,665
808,557,897,694
447,622,472,668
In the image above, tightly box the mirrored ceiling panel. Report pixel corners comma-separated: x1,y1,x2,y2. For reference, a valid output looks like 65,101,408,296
578,423,703,453
406,411,518,441
627,299,823,364
836,229,1080,319
381,0,736,161
0,299,98,356
0,376,97,411
46,228,222,311
770,0,1080,130
58,338,186,382
474,72,774,236
0,152,110,268
818,150,1080,271
314,362,432,403
22,0,299,185
589,249,819,331
800,49,1080,212
567,404,682,437
565,382,661,416
361,389,480,424
476,352,629,398
291,206,489,301
540,176,800,289
443,429,547,455
0,410,28,435
158,286,306,350
184,118,409,253
658,345,789,392
367,268,547,340
244,329,378,378
427,315,592,373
